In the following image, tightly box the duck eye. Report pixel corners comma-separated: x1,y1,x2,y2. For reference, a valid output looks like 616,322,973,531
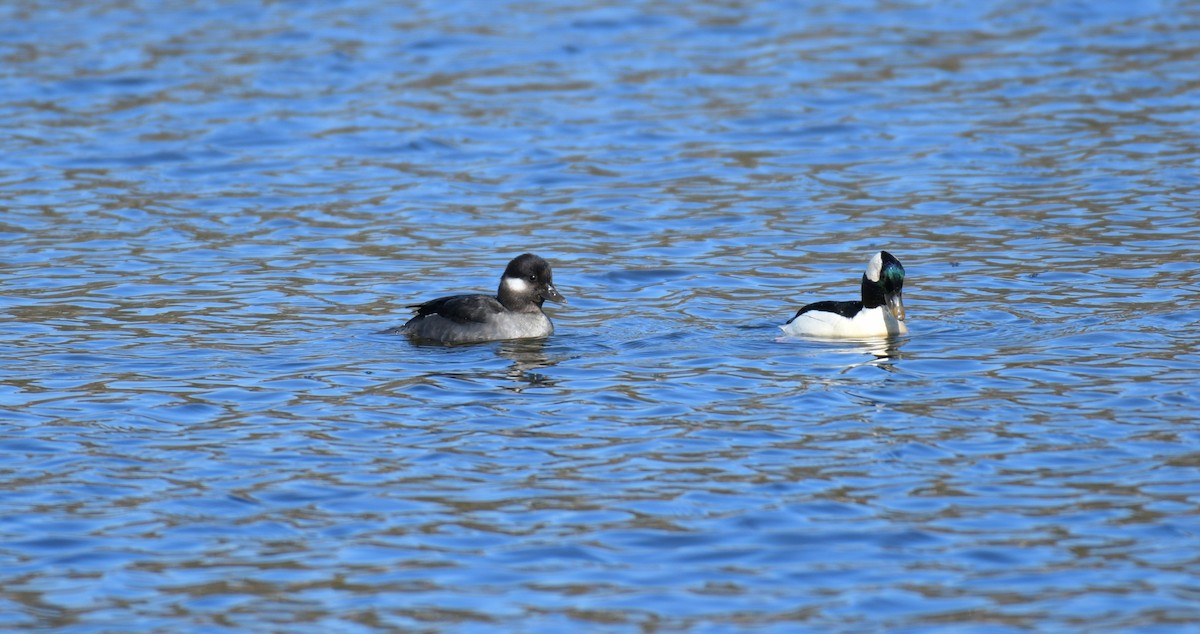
528,274,537,281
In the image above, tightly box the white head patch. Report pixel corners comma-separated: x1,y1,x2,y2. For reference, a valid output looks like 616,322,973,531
865,251,884,282
503,276,531,294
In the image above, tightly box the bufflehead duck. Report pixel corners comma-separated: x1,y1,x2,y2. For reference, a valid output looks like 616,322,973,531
780,250,907,338
383,253,566,343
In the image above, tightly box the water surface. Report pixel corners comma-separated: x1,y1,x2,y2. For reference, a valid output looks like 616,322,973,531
2,0,1200,631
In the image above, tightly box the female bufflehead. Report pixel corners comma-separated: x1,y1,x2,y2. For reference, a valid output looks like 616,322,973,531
383,253,566,343
780,250,907,338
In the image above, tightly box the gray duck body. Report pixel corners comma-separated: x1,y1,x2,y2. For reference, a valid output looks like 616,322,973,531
384,253,565,344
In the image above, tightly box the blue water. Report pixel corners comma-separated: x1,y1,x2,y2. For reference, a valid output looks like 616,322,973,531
2,0,1200,631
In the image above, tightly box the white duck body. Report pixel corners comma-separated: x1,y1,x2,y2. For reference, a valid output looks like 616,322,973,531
781,250,908,339
781,303,907,338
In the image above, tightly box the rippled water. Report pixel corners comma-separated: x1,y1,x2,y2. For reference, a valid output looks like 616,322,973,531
3,0,1200,631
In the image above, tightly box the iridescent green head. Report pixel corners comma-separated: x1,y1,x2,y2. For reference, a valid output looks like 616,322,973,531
862,250,906,320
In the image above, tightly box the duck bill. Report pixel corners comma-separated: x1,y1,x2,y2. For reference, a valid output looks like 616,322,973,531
886,291,905,321
542,284,566,304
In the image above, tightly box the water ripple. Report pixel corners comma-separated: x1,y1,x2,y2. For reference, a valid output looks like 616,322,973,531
2,0,1200,631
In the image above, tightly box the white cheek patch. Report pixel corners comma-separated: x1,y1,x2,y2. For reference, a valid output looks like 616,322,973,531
503,276,531,294
865,251,884,282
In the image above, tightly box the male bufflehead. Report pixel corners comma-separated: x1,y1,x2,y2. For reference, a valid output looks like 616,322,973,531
780,250,907,338
383,253,566,343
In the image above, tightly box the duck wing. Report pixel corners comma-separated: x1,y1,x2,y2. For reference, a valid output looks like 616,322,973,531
409,294,504,324
787,300,864,323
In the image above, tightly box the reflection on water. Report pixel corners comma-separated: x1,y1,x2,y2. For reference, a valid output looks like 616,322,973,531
498,339,560,391
778,334,906,365
2,0,1200,631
